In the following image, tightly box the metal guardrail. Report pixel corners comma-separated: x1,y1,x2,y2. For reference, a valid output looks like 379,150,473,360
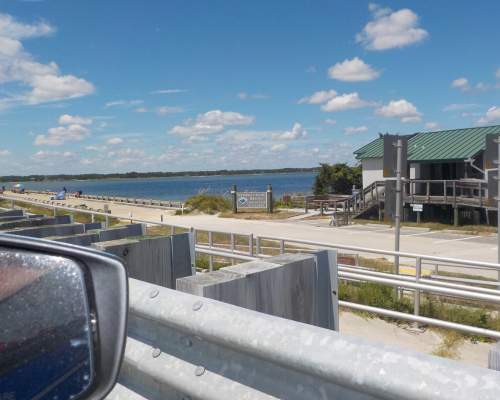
108,278,500,400
3,194,500,340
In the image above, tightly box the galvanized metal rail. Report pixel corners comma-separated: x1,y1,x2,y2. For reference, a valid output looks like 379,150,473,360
3,194,500,340
108,278,500,400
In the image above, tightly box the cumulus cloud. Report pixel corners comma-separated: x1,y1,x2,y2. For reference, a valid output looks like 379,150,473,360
107,137,123,145
58,114,92,125
356,4,428,50
298,90,337,104
169,110,254,137
451,77,470,91
34,114,92,146
324,118,337,125
425,122,439,130
0,13,94,106
270,143,287,152
32,150,75,160
477,106,500,125
328,57,380,81
376,99,422,122
321,92,372,112
344,126,368,135
272,123,308,140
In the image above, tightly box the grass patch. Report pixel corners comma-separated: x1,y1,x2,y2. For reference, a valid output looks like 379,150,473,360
339,280,500,339
431,330,464,359
1,199,121,226
184,194,231,215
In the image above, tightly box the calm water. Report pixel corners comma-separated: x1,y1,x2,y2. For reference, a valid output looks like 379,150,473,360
14,172,316,201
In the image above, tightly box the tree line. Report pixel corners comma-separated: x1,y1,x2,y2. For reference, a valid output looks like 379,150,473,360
0,167,320,183
313,163,362,195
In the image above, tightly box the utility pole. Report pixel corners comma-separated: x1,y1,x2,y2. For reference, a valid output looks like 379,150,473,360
394,138,403,275
497,138,500,265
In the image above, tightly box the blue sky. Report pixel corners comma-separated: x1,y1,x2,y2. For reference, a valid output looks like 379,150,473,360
0,1,499,174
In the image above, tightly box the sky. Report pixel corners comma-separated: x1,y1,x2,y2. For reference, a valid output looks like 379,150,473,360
0,0,499,175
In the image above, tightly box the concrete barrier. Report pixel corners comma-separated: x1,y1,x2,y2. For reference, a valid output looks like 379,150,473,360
98,223,145,242
0,209,23,217
51,232,101,246
6,223,86,238
92,234,193,288
177,251,338,330
107,278,500,400
0,215,72,230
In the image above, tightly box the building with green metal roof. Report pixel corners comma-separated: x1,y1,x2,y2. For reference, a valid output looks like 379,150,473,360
354,125,500,189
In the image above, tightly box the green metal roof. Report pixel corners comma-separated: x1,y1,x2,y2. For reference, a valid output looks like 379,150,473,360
354,125,500,162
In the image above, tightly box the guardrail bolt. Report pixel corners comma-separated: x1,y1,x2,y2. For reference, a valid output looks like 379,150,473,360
182,337,193,347
192,301,203,311
152,348,161,358
149,289,159,299
194,366,205,376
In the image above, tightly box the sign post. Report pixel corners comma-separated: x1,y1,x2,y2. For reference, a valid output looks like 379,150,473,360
394,138,403,275
383,134,407,276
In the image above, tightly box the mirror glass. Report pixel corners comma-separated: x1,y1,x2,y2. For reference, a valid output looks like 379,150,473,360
0,248,94,400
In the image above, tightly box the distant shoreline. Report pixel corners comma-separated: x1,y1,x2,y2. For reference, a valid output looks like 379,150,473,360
1,168,319,183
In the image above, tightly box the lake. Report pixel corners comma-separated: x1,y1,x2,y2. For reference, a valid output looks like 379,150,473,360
13,172,317,201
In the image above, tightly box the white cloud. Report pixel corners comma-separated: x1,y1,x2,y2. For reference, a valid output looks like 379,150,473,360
376,99,422,122
0,13,94,105
58,114,92,125
32,150,75,160
298,90,337,104
272,123,307,140
150,89,187,94
270,143,287,152
0,149,10,156
321,92,371,112
451,77,470,91
0,14,54,39
443,103,478,112
425,122,439,130
328,57,380,81
134,105,183,115
477,106,500,125
324,118,337,125
105,99,143,108
237,92,268,100
344,126,368,135
34,114,92,146
170,110,254,137
156,106,183,115
356,4,428,50
107,137,123,145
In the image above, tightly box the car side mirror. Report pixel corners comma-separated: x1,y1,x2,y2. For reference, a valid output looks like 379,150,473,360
0,234,128,400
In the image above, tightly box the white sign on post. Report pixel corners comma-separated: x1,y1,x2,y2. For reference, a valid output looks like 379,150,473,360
411,203,423,212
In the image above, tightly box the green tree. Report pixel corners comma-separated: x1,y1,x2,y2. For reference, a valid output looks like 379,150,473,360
313,163,361,195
